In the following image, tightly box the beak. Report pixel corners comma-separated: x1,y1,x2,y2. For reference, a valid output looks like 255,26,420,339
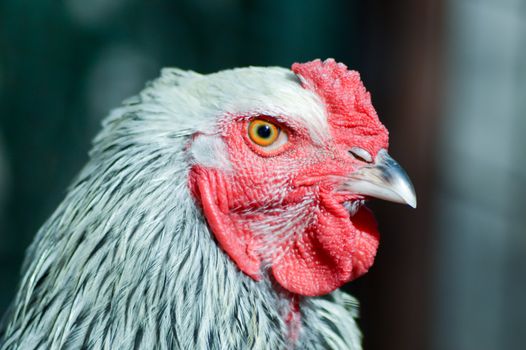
344,149,417,208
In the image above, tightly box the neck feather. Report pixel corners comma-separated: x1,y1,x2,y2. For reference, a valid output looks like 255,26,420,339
1,108,362,350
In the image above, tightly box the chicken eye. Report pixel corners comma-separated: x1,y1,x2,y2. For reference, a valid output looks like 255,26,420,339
248,119,280,147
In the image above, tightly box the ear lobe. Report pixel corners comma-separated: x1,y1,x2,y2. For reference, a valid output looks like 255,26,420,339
189,166,262,280
189,133,232,170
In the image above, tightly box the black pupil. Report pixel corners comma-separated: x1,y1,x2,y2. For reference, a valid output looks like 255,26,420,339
256,124,272,139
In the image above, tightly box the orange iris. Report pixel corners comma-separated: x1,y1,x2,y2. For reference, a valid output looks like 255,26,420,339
248,119,280,147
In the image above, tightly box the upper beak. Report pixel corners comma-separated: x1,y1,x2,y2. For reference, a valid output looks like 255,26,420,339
343,149,417,208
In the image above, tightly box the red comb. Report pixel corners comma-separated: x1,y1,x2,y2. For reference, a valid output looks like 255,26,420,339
291,59,385,133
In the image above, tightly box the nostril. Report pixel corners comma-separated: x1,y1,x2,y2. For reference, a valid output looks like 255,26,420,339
349,147,373,163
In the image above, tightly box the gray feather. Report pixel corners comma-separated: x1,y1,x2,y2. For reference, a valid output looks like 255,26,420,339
0,67,362,350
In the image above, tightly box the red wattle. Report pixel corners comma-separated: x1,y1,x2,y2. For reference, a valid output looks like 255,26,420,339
271,206,379,296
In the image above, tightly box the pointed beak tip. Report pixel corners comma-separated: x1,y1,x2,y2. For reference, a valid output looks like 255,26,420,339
399,185,417,209
392,188,417,208
401,188,417,209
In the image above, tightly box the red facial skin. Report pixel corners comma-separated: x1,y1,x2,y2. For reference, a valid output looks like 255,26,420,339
189,60,389,296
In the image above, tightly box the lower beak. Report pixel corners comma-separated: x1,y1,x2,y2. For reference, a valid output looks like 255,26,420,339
343,149,417,208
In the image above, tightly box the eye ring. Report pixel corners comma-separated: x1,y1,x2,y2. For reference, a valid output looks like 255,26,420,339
248,119,280,146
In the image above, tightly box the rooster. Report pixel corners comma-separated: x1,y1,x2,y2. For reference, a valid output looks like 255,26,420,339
0,59,415,349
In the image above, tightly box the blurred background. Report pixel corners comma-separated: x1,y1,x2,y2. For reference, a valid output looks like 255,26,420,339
0,0,525,349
